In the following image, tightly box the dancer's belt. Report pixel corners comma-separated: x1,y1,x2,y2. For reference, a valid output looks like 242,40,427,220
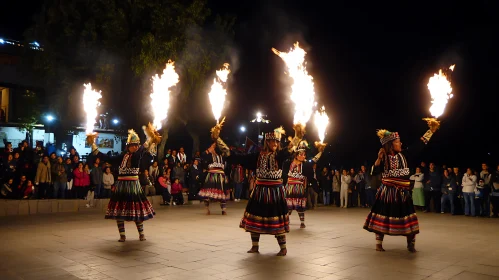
287,178,303,184
256,179,282,186
208,167,225,174
382,178,410,189
118,175,139,181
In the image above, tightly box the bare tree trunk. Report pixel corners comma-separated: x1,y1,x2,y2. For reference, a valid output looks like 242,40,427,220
186,125,200,158
27,130,33,148
173,114,201,158
158,127,169,161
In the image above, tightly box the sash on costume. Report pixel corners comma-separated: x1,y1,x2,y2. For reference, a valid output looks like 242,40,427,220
208,167,225,174
118,175,139,181
287,178,303,185
382,177,410,189
256,179,282,186
381,177,411,202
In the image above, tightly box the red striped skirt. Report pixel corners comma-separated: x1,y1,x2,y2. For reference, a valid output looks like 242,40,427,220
105,178,155,222
239,179,290,235
363,181,419,236
284,179,307,212
198,168,229,201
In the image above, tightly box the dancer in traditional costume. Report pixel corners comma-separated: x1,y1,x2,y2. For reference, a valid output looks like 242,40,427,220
363,120,439,252
198,140,230,215
87,124,160,242
212,123,303,256
282,140,324,228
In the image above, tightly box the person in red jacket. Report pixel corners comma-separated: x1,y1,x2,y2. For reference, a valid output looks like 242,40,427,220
73,162,90,199
21,180,34,199
158,170,172,205
171,178,184,205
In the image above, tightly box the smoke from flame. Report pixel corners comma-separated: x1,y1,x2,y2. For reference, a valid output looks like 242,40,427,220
208,63,230,123
150,60,179,130
272,42,315,126
83,83,102,135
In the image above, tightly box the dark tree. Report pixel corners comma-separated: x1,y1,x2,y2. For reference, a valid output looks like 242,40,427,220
24,0,235,159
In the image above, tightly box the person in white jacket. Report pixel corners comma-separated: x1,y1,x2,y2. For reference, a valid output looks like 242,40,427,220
340,170,351,208
409,167,425,210
102,167,115,198
461,168,477,217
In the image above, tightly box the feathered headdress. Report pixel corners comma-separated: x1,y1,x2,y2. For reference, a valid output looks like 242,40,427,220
127,129,141,145
422,118,440,132
85,133,98,147
142,122,162,145
296,140,309,151
376,129,399,145
265,126,285,141
210,117,225,140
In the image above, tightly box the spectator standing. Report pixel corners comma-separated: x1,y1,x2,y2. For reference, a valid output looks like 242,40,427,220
91,158,104,198
35,156,51,199
102,167,115,198
53,156,67,199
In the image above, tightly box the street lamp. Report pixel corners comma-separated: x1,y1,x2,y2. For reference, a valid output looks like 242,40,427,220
112,119,119,125
251,112,270,146
46,115,55,122
240,126,246,132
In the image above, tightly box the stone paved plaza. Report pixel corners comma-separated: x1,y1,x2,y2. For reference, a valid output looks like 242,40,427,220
1,201,499,280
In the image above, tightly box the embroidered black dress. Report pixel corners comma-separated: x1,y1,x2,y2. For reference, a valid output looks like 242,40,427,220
282,160,316,212
198,152,230,201
104,147,155,222
228,150,292,235
363,142,424,236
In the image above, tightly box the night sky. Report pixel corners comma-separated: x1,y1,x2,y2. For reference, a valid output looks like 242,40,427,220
2,0,499,168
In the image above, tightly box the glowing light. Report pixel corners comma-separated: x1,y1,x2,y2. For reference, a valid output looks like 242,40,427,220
252,112,270,123
272,42,315,126
427,65,454,118
150,60,179,130
240,126,246,132
208,63,230,123
112,119,119,125
0,39,4,44
46,115,54,122
83,83,102,134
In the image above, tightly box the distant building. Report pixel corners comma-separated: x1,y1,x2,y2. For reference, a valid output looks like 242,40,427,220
0,36,46,125
0,38,125,154
0,124,47,149
70,127,125,157
0,37,47,149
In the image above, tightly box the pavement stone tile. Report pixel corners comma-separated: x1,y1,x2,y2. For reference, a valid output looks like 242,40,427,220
1,202,499,280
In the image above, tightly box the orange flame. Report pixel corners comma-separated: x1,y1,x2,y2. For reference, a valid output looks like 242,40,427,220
150,60,179,130
272,42,315,126
208,63,230,123
427,65,454,118
83,83,102,134
314,106,329,143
